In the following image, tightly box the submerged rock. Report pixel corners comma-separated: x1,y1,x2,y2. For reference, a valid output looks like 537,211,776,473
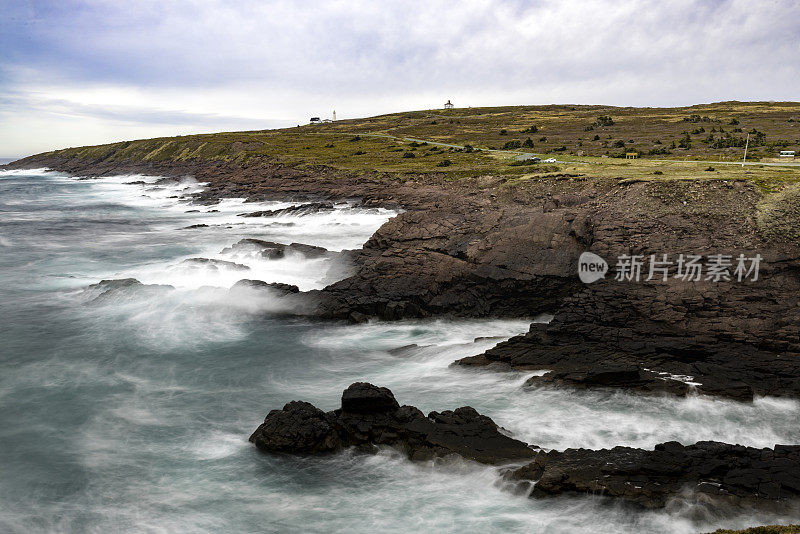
181,258,250,271
86,278,174,303
88,278,142,291
220,238,329,260
249,382,536,464
508,441,800,509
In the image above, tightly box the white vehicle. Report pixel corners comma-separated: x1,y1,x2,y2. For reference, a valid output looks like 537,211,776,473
543,158,557,163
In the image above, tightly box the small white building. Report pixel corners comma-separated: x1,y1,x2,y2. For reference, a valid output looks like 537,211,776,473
444,100,454,109
779,150,796,158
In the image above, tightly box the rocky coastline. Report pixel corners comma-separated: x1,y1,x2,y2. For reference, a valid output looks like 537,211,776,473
7,154,800,402
6,151,800,517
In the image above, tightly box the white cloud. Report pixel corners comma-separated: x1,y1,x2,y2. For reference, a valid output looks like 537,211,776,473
1,0,798,156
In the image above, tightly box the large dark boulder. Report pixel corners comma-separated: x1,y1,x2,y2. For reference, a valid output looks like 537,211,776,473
249,383,536,464
249,401,339,454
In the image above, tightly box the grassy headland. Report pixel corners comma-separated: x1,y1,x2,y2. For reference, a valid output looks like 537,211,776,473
17,101,800,190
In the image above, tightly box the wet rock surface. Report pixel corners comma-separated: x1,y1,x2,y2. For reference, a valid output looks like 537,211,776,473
249,383,537,464
239,201,335,218
221,238,330,260
509,441,800,509
230,279,300,296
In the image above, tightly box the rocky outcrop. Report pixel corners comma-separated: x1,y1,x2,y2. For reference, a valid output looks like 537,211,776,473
310,203,587,320
448,180,800,401
508,440,800,509
249,383,537,464
456,275,800,401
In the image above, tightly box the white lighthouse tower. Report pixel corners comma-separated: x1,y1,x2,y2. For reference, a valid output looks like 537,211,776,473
332,110,337,121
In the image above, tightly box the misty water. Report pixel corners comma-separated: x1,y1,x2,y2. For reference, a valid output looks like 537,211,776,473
0,168,798,533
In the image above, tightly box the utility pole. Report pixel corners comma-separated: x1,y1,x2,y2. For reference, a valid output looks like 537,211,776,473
742,132,750,167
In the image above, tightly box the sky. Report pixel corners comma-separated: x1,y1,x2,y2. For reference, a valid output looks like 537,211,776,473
1,0,798,157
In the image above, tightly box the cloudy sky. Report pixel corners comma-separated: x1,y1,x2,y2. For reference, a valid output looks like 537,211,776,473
1,0,798,157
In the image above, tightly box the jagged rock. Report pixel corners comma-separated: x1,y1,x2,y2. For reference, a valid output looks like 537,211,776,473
239,201,335,218
249,383,536,464
182,223,208,229
230,279,300,296
508,441,800,509
181,258,250,271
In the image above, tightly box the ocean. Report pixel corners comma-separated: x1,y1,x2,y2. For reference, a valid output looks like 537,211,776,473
0,168,797,533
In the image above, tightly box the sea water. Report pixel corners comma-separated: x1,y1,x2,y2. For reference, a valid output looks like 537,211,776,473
0,168,798,533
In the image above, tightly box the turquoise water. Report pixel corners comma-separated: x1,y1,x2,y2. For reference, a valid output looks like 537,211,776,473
0,168,798,533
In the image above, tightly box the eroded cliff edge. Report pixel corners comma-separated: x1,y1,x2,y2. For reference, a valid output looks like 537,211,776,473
6,154,800,400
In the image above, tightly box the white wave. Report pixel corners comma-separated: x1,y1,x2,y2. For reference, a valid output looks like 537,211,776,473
55,174,398,292
294,318,800,451
0,167,58,177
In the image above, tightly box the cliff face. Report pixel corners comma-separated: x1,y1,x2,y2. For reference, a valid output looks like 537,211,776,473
7,154,800,400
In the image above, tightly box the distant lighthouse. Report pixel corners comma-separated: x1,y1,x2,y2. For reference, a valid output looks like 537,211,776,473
332,110,337,121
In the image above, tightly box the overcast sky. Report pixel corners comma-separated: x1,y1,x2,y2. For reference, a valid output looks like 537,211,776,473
1,0,798,157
